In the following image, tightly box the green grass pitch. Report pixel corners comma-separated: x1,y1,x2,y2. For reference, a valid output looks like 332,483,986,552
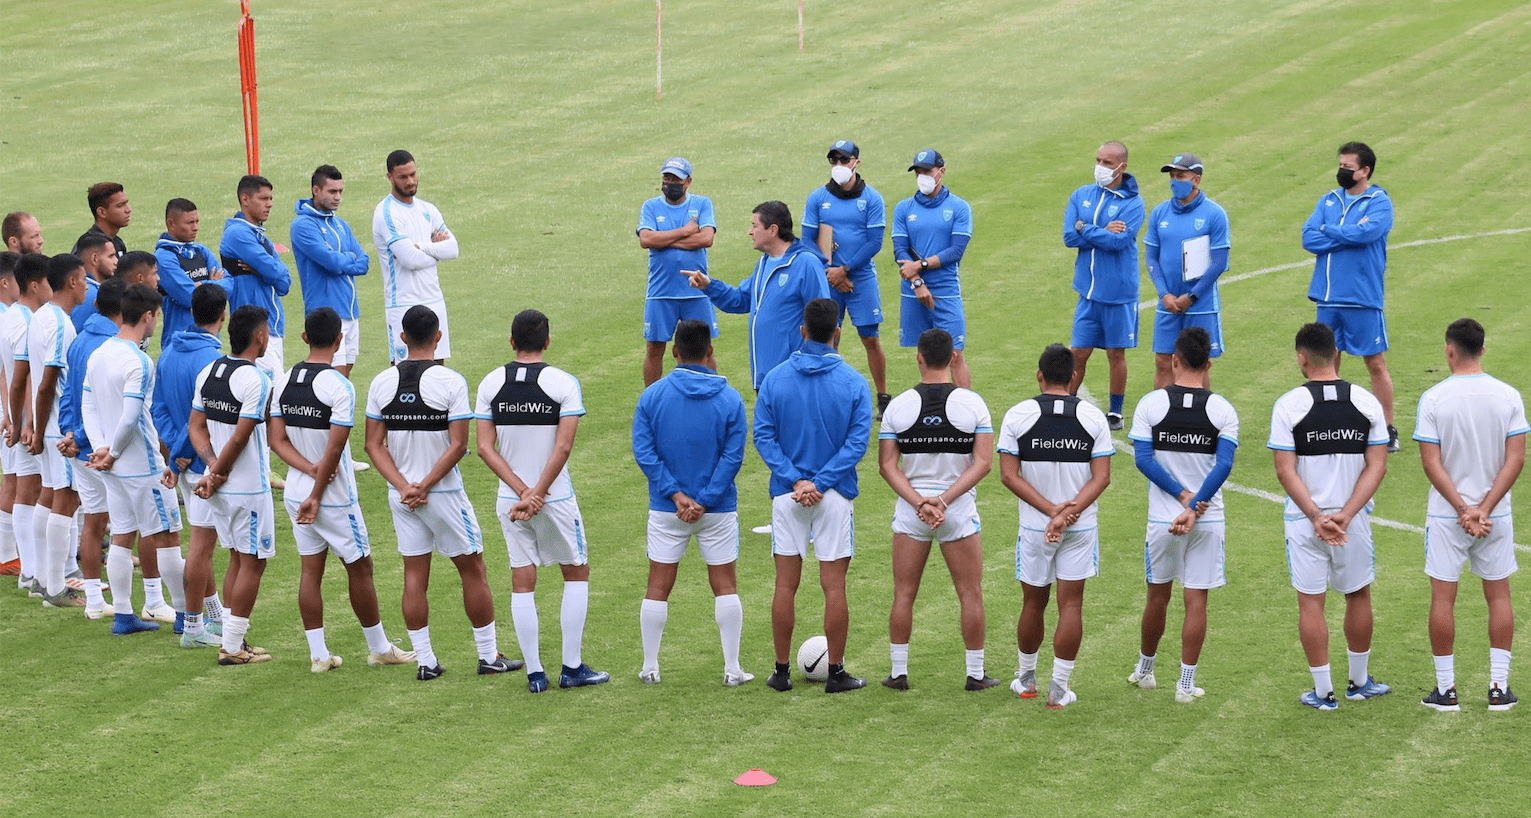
3,0,1531,815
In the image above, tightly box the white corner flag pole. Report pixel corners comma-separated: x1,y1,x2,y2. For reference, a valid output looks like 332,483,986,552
798,0,804,53
656,0,663,100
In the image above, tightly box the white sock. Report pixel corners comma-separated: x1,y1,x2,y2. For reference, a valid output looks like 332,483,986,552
205,593,225,622
31,504,49,586
511,592,543,674
715,594,743,675
1138,652,1156,676
560,581,589,669
1179,662,1197,691
890,643,910,677
1433,654,1455,692
362,623,390,655
1347,649,1370,687
65,513,79,575
640,598,667,671
305,627,330,662
44,513,71,595
407,626,437,668
142,577,163,610
222,614,250,655
107,545,134,615
471,622,498,663
184,611,204,637
12,503,34,579
0,509,16,562
1490,647,1511,687
157,546,186,612
84,577,105,609
1052,658,1075,687
966,649,985,680
1310,664,1333,698
1017,650,1038,675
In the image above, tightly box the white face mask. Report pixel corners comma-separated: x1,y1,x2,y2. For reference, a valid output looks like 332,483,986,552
916,174,938,195
830,165,854,185
1093,163,1118,186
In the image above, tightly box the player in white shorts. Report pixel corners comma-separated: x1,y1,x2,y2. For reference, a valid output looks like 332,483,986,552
270,307,412,673
475,309,609,693
1270,322,1391,711
631,319,749,686
997,343,1114,709
372,150,457,363
2,253,47,597
190,305,276,665
0,252,21,580
754,300,873,694
366,305,519,681
1415,318,1527,712
1127,328,1239,704
878,328,996,691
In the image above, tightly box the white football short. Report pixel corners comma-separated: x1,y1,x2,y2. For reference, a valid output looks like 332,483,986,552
771,490,855,561
255,335,285,384
332,318,361,367
647,510,739,565
497,495,588,568
1145,521,1227,590
286,497,370,562
391,489,482,558
72,461,108,514
892,490,980,543
180,471,217,529
211,491,276,559
1425,514,1518,583
105,474,180,537
386,301,451,363
1015,526,1098,586
5,442,40,477
1285,513,1374,594
38,438,75,491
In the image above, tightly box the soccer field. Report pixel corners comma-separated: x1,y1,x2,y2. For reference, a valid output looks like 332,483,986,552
3,0,1531,815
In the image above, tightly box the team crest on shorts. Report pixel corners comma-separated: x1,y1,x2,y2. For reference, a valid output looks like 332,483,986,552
943,209,953,222
1194,218,1206,230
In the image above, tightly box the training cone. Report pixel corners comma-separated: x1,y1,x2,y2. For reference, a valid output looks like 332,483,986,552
734,769,776,787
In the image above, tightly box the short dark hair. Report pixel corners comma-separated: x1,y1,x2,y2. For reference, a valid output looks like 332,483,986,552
14,253,50,292
803,298,837,343
2,212,32,245
47,253,83,292
120,283,160,326
116,250,157,280
95,277,127,319
311,164,343,189
165,198,198,218
1445,318,1485,358
752,201,796,243
511,309,550,351
386,150,415,173
75,232,112,256
237,175,272,200
1174,327,1212,370
1038,343,1074,386
1294,322,1337,363
305,306,342,349
917,329,954,369
673,319,711,362
1339,141,1376,176
0,251,17,280
191,282,227,327
401,304,438,346
228,305,268,355
87,183,124,218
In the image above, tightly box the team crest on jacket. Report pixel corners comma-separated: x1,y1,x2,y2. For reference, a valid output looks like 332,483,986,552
1107,205,1119,217
777,272,789,287
856,199,867,212
942,209,953,222
689,209,699,220
1194,218,1206,230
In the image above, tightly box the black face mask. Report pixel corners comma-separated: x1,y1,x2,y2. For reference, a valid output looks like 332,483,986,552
1336,168,1358,190
663,183,686,201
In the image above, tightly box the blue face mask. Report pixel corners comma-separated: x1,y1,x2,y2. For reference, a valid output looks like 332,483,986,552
1170,179,1195,200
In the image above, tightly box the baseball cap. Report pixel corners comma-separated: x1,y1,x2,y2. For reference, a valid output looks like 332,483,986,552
1160,153,1204,174
660,157,693,179
827,139,860,160
907,149,944,171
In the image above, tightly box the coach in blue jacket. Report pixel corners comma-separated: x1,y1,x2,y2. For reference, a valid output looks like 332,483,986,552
1301,141,1398,451
1063,141,1145,430
687,201,831,392
220,174,290,378
292,165,370,376
754,299,873,695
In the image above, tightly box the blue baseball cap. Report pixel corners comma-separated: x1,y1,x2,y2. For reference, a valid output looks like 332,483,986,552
660,157,692,179
827,140,859,160
1160,153,1204,174
908,149,944,171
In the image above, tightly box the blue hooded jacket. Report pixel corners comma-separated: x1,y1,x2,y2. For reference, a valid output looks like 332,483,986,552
155,234,230,347
1063,173,1145,305
219,213,290,337
752,341,872,498
632,364,747,513
703,238,832,391
152,327,223,474
1301,185,1392,309
58,313,117,461
291,198,369,319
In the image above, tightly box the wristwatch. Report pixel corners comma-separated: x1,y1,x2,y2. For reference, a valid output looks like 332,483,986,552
919,257,930,270
911,277,925,289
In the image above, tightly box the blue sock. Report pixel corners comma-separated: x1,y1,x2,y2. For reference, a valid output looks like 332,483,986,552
1109,393,1125,415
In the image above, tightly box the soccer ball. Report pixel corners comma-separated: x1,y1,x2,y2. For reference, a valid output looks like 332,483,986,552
797,635,830,682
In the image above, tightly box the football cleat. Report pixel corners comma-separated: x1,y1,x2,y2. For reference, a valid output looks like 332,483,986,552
766,670,793,692
180,630,221,648
311,655,343,674
1489,684,1518,712
824,669,866,693
1046,680,1077,709
217,646,272,665
110,612,160,635
1107,412,1125,431
477,654,525,675
723,670,755,687
42,588,86,608
416,664,446,681
527,671,550,693
367,644,417,667
1299,690,1338,711
174,612,185,635
139,605,177,624
881,674,910,691
876,392,892,421
25,577,44,598
1421,686,1460,712
0,558,19,576
559,663,611,688
1345,676,1391,701
1127,669,1157,690
1387,425,1401,453
638,667,661,685
1175,685,1205,704
83,603,112,620
1011,669,1038,699
965,675,1001,691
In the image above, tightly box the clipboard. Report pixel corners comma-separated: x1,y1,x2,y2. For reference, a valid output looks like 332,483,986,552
1182,234,1211,282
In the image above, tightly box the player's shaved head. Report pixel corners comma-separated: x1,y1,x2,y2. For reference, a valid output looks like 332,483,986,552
917,329,954,370
1174,327,1212,370
1445,318,1485,358
1101,141,1128,163
1038,343,1074,386
511,309,550,352
1294,322,1337,364
673,319,711,363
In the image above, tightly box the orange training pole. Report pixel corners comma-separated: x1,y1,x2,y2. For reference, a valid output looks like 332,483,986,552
238,0,259,174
